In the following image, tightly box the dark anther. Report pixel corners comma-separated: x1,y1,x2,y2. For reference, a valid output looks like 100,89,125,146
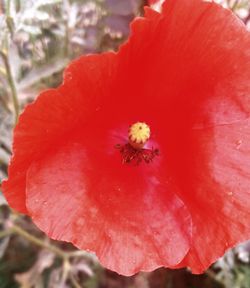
115,143,159,165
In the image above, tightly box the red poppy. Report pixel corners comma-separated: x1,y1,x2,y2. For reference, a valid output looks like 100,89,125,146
2,0,250,276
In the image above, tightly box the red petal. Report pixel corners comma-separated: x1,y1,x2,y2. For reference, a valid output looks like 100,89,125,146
117,0,250,128
26,139,191,276
152,0,250,273
2,53,116,213
173,118,250,273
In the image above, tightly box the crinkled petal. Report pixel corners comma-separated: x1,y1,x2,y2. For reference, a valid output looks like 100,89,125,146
173,118,250,273
2,53,116,213
26,137,191,276
116,0,250,128
148,0,250,273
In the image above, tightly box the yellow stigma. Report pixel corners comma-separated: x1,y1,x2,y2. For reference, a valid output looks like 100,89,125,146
128,122,150,149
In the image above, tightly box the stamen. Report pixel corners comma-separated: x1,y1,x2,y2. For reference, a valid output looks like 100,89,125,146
116,143,159,165
115,122,159,165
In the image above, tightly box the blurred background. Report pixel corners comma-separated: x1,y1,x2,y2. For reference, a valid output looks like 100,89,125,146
0,0,250,287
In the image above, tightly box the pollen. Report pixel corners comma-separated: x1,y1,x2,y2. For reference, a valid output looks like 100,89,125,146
128,122,150,149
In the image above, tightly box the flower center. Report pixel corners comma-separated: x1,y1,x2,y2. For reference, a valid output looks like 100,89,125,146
115,122,159,165
128,122,150,149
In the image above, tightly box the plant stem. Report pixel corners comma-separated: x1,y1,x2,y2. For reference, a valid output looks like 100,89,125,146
9,224,95,262
231,0,239,11
0,51,19,124
11,224,67,259
206,269,225,287
67,250,96,260
63,0,70,57
2,0,19,123
69,274,82,288
6,0,11,16
6,0,14,36
60,258,71,285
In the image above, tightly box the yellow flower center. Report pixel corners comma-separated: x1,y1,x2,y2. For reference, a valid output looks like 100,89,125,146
128,122,150,149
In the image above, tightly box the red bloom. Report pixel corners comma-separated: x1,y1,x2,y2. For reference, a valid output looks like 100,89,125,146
2,0,250,276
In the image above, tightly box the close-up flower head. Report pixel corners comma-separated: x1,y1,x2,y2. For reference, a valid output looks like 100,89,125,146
1,0,250,285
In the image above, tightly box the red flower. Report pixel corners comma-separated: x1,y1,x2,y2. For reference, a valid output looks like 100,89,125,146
2,0,250,276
